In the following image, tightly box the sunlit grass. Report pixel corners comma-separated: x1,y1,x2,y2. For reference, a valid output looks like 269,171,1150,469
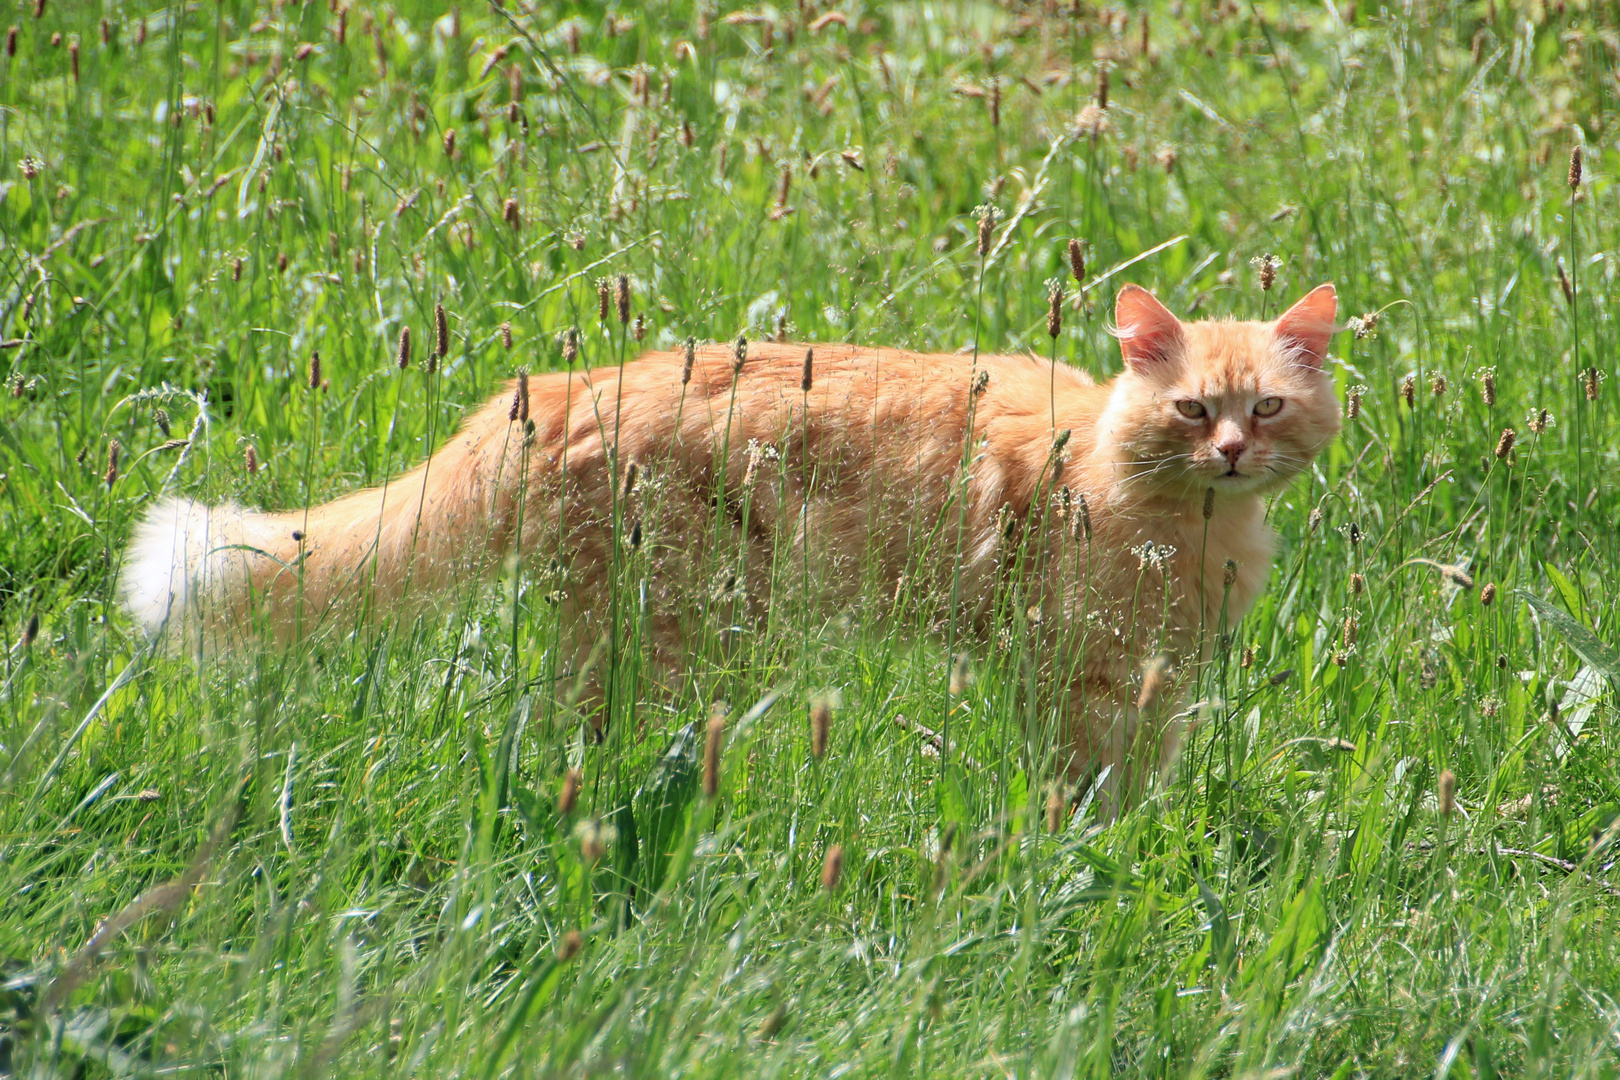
3,1,1620,1076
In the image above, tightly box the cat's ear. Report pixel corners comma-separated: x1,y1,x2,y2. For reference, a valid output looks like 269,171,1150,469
1274,283,1337,368
1115,285,1185,372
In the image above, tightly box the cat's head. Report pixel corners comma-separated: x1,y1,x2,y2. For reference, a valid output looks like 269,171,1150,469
1101,283,1342,498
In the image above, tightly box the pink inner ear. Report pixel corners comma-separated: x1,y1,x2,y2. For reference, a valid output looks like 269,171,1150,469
1116,286,1185,371
1275,284,1337,367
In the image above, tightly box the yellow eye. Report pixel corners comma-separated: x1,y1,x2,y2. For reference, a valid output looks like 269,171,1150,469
1254,397,1284,417
1175,400,1207,419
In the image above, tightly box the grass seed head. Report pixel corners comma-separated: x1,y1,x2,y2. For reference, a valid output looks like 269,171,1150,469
1223,558,1238,588
989,76,1001,127
1400,374,1415,407
1569,144,1582,190
396,326,411,370
733,333,748,373
1494,427,1516,460
442,128,455,157
33,0,44,19
1252,252,1279,292
1346,384,1364,419
1439,769,1457,816
1441,564,1474,590
1481,582,1496,606
1477,367,1496,406
308,350,322,389
615,273,630,325
558,930,583,962
1528,408,1551,435
1556,259,1573,305
1095,63,1109,108
801,348,814,392
1351,571,1365,596
1342,614,1358,649
503,197,521,230
104,439,120,488
1241,645,1254,668
562,327,579,365
154,408,171,437
1046,279,1063,338
1431,374,1446,397
1584,366,1601,401
682,337,696,384
22,612,38,648
596,278,611,323
1067,238,1086,283
68,39,77,82
434,303,449,360
821,844,844,893
500,321,513,350
1203,486,1215,521
704,705,726,800
5,27,15,57
976,205,995,257
633,312,647,342
809,697,833,760
949,651,972,697
245,444,258,475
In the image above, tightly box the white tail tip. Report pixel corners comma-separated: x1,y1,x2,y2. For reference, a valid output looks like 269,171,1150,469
119,498,251,635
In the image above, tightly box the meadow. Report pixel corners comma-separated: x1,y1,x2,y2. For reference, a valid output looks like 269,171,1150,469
4,0,1620,1075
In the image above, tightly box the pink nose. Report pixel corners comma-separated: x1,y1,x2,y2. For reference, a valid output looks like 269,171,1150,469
1218,440,1245,466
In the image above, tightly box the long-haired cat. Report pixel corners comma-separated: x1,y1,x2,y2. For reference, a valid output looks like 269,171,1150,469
121,283,1339,813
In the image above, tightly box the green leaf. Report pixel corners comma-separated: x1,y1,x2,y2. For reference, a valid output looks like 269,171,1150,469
635,722,699,895
1519,591,1620,692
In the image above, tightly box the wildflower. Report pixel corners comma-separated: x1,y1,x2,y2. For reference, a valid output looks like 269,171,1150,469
1251,253,1280,293
1476,367,1496,406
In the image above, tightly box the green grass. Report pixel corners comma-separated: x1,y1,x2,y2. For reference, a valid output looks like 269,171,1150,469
4,0,1620,1075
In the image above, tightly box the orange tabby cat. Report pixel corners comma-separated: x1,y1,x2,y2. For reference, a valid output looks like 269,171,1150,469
122,283,1339,811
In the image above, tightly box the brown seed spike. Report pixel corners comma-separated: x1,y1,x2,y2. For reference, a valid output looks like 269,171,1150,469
988,77,1001,128
1584,367,1600,401
976,207,994,257
1067,238,1086,283
733,334,748,374
558,929,583,962
396,326,411,370
1494,427,1516,460
308,351,322,389
1400,374,1415,407
562,327,579,365
1480,582,1497,606
5,27,15,58
1438,769,1456,816
810,698,831,759
500,321,512,350
596,279,612,324
615,273,630,325
704,705,726,800
682,338,696,385
503,197,521,231
1046,279,1063,338
68,39,78,82
821,844,844,893
1569,144,1582,191
22,612,38,647
434,303,449,360
1556,260,1574,306
1095,63,1108,109
105,439,121,488
245,445,258,475
33,0,45,18
518,371,530,423
559,768,580,815
1203,487,1215,521
442,128,456,157
801,348,814,393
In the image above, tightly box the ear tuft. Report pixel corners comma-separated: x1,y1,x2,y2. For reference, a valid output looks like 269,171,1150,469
1274,283,1337,368
1115,285,1185,372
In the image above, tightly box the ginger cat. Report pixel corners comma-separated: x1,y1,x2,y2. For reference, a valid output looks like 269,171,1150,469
122,283,1340,812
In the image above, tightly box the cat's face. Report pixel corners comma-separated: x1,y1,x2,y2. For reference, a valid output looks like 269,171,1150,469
1103,284,1342,498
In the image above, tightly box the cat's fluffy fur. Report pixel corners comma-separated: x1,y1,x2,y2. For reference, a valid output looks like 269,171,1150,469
122,284,1339,809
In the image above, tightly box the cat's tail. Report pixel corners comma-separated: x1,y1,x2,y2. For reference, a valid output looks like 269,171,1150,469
120,392,527,638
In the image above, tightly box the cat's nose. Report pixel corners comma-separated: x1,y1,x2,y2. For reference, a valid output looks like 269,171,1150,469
1216,435,1246,465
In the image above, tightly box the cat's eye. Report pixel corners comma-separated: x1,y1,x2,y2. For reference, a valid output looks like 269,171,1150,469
1175,400,1207,419
1254,397,1284,417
